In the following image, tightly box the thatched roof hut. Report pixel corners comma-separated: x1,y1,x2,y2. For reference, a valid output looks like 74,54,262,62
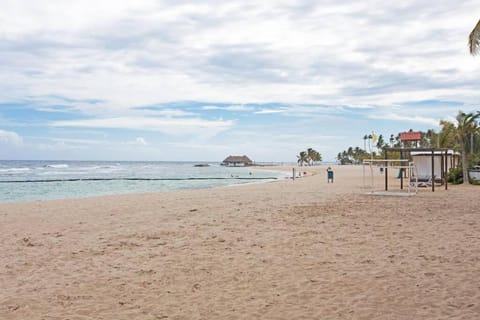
222,155,253,166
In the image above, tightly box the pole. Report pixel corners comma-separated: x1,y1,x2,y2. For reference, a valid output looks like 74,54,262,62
385,150,388,191
363,161,365,189
444,150,448,190
441,151,444,188
400,163,404,190
431,150,435,192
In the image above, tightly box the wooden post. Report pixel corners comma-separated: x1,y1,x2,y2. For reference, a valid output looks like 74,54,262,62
292,168,295,180
385,150,388,191
400,158,404,190
431,150,435,192
444,150,448,190
400,151,404,190
441,151,444,186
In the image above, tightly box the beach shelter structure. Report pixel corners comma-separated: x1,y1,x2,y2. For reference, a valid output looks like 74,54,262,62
410,150,459,180
222,155,253,167
384,147,457,192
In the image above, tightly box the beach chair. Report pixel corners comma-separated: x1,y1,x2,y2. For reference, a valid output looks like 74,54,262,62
415,175,434,188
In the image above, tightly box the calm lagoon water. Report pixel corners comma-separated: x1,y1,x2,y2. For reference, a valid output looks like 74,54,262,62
0,161,288,203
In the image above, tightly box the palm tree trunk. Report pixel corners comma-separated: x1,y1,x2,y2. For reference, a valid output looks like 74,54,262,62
462,148,469,184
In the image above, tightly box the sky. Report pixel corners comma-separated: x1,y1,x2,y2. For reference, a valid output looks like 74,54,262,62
0,0,479,162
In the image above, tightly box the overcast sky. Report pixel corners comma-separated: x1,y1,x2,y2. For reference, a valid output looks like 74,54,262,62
1,0,479,162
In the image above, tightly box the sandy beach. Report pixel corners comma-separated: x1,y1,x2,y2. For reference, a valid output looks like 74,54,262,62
1,165,479,319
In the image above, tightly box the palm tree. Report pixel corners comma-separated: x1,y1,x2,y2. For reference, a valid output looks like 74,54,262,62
306,148,315,166
367,134,373,154
469,20,480,55
353,146,365,164
453,111,479,183
376,134,385,154
425,129,438,148
305,148,322,165
342,150,349,164
337,152,342,163
311,150,322,164
297,151,308,166
389,134,395,147
347,146,353,159
439,120,457,149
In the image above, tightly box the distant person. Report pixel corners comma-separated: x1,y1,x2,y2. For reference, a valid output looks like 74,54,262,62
326,167,334,183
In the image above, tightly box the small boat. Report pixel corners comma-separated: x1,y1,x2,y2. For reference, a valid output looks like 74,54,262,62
194,163,210,167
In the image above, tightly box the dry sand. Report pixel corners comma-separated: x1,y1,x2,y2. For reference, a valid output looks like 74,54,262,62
1,165,479,319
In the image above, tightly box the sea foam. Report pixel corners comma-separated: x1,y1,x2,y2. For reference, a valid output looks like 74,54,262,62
44,164,69,169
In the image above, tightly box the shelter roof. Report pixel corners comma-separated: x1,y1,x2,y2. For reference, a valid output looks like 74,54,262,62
222,155,253,163
411,150,459,156
400,131,422,141
385,147,450,152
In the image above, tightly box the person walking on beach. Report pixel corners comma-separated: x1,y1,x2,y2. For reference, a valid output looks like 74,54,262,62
326,167,334,183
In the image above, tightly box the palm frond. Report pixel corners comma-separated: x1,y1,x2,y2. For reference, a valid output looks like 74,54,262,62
469,20,480,55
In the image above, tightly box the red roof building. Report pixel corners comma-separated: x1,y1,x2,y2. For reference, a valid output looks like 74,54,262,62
400,131,421,142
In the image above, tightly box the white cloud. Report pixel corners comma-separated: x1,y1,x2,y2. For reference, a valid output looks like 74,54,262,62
141,109,196,117
50,117,234,136
1,0,479,110
36,140,87,152
253,105,336,117
133,137,147,146
255,109,287,115
202,105,255,112
48,137,105,145
35,106,76,113
28,137,106,154
0,129,23,145
368,113,439,127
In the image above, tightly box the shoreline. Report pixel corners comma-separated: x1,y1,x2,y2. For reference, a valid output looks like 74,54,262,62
0,163,293,204
1,162,344,205
1,165,479,319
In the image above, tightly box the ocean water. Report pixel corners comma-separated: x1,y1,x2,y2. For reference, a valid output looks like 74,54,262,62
0,161,288,203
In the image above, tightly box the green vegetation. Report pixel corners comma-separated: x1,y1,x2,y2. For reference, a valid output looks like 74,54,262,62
441,112,480,184
448,166,463,184
297,148,322,166
469,19,480,55
336,146,368,165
